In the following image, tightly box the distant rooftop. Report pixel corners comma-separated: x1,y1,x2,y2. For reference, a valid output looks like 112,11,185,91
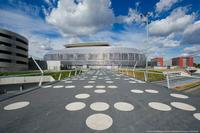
65,42,110,48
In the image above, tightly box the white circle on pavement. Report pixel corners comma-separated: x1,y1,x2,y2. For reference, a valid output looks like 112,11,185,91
170,93,189,99
41,85,52,88
65,85,75,88
108,85,117,89
106,81,113,84
88,81,95,83
96,85,105,89
129,81,136,83
170,102,196,111
193,113,200,121
75,94,90,99
53,85,64,88
65,102,86,111
94,89,106,93
114,102,134,111
148,102,171,111
86,113,113,131
90,102,110,111
84,85,93,89
65,81,72,83
145,89,159,94
4,101,30,110
131,89,144,93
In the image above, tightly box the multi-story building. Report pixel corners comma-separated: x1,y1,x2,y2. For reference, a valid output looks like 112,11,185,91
0,29,28,72
44,42,146,70
172,56,193,67
151,57,164,67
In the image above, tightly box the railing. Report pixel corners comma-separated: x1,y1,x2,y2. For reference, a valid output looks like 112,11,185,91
0,68,85,95
116,68,200,89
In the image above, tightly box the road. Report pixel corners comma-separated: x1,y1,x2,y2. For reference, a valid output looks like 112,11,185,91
0,69,200,133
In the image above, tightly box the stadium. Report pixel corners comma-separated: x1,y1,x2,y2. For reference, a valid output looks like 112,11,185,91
44,42,146,69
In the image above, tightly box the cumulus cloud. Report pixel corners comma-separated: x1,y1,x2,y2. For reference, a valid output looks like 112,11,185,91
183,45,200,56
46,0,115,36
119,9,146,25
156,0,181,13
182,21,200,45
149,7,195,36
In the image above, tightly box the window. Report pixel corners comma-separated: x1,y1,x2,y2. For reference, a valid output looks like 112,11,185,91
0,58,11,63
0,32,11,39
16,45,28,52
0,41,12,47
0,50,11,55
16,38,28,45
16,53,27,58
16,61,27,64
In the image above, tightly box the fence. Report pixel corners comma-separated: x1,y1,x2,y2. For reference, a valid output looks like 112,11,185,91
0,69,84,94
117,68,200,89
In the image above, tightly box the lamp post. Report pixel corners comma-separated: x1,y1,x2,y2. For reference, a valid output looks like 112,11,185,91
140,12,151,82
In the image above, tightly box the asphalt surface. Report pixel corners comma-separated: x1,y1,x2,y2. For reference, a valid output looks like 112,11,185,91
0,69,200,133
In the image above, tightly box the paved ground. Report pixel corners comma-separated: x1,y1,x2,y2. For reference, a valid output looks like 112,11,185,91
0,69,200,133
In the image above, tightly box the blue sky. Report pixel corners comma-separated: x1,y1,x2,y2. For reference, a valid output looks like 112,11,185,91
0,0,200,63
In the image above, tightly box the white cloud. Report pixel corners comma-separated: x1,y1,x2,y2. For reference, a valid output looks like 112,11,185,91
182,21,200,45
156,0,180,13
0,9,58,36
46,0,115,36
149,7,195,36
120,9,146,25
183,45,200,56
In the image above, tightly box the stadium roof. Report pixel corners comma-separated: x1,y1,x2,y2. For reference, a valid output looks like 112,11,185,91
65,42,110,48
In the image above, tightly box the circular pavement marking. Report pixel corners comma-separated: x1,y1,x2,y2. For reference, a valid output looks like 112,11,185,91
145,89,159,94
88,81,95,83
170,93,189,99
4,101,30,110
148,102,171,111
84,85,93,89
106,81,113,84
96,85,105,89
65,85,75,88
94,89,106,93
75,94,90,99
65,81,72,83
130,89,144,93
129,81,136,83
65,102,86,111
90,102,110,111
41,85,52,88
108,85,117,89
193,113,200,121
170,102,196,111
86,113,113,131
114,102,134,111
53,85,64,88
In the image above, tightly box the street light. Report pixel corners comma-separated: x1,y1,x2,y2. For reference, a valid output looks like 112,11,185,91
140,12,152,82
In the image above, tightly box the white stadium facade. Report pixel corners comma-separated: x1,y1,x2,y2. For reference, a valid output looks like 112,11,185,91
44,42,146,70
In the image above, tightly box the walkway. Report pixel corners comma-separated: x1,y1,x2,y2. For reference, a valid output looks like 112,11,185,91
0,69,200,133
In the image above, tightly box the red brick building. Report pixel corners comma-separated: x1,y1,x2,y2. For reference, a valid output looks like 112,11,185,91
151,57,164,67
172,56,193,67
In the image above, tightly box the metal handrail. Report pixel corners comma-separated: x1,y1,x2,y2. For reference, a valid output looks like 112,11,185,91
31,56,44,86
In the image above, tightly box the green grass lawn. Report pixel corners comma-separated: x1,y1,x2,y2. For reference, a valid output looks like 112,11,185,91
119,69,165,82
0,70,83,80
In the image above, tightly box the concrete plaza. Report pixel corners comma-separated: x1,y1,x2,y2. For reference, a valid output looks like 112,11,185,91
0,69,200,133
